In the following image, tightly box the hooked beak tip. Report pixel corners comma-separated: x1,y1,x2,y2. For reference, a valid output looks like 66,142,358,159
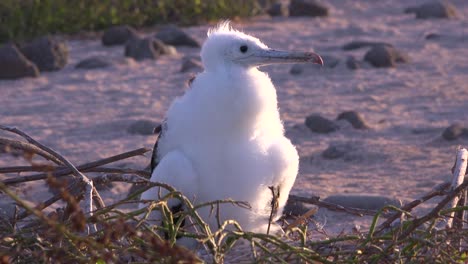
308,52,324,66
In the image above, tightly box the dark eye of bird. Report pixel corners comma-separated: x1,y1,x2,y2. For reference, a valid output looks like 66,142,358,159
240,45,248,53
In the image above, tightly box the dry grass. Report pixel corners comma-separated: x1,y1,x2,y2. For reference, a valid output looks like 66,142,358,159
0,0,269,43
0,126,467,263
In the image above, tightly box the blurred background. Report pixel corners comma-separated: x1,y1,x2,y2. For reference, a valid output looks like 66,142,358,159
0,0,276,43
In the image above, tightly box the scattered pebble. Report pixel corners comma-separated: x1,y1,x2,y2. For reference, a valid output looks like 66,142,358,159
180,56,203,73
342,41,392,51
305,114,339,134
124,37,175,61
75,56,112,69
404,1,458,19
323,195,402,211
290,64,305,75
363,44,409,68
336,111,370,129
345,55,361,70
268,3,289,17
155,25,200,47
125,37,158,61
321,141,389,162
0,203,19,219
289,0,329,17
153,39,178,56
322,143,351,159
290,55,339,74
425,33,441,40
20,36,68,71
322,55,340,68
283,199,310,216
102,25,139,46
127,120,160,135
0,43,39,79
442,123,468,141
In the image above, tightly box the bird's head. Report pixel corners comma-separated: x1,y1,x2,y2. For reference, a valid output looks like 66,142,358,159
201,21,323,72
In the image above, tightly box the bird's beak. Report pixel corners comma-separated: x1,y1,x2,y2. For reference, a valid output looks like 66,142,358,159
246,49,323,67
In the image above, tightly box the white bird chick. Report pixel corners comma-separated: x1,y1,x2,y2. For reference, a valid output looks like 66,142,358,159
141,22,323,241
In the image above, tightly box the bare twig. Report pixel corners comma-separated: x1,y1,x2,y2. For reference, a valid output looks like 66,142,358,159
17,180,84,220
267,185,280,235
284,206,318,231
93,173,151,185
375,181,451,234
288,194,378,217
2,147,149,185
0,164,55,174
446,148,467,228
396,178,468,241
84,180,96,233
0,126,103,219
0,138,62,164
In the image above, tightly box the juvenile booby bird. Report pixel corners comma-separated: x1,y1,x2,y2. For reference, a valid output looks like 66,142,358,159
141,22,323,239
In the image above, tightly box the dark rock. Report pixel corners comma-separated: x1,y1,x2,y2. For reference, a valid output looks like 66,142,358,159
442,123,467,141
152,39,178,56
268,3,289,16
425,33,441,40
155,25,200,47
102,25,139,46
125,37,158,61
47,176,75,196
180,56,203,73
283,199,310,216
337,111,370,129
75,56,112,69
20,36,68,71
411,127,439,134
364,45,409,68
290,64,305,75
322,144,351,159
305,114,339,134
323,55,340,68
257,0,276,9
322,141,389,163
289,0,328,17
127,120,160,135
345,56,361,70
0,43,39,79
124,37,175,61
0,203,19,219
323,195,401,211
94,180,116,191
290,55,338,74
342,41,392,51
404,1,457,19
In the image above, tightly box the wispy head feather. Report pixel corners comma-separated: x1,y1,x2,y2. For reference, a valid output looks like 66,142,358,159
207,20,237,36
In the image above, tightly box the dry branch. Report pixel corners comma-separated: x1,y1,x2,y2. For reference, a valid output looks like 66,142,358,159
93,173,150,185
0,126,103,223
288,194,378,217
0,138,62,164
396,178,468,241
1,147,149,185
446,148,468,228
17,180,84,220
375,181,451,234
0,164,55,174
284,207,318,231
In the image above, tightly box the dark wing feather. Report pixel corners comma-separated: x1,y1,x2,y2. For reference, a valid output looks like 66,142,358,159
152,74,197,238
150,120,167,174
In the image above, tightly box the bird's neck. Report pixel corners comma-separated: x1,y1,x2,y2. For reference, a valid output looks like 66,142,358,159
196,67,283,139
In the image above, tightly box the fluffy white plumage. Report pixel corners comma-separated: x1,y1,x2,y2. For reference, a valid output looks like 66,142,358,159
140,22,323,240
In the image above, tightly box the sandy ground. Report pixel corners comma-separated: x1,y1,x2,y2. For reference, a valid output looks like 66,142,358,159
1,0,467,242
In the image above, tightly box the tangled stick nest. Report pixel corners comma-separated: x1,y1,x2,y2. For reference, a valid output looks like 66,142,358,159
0,125,467,263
